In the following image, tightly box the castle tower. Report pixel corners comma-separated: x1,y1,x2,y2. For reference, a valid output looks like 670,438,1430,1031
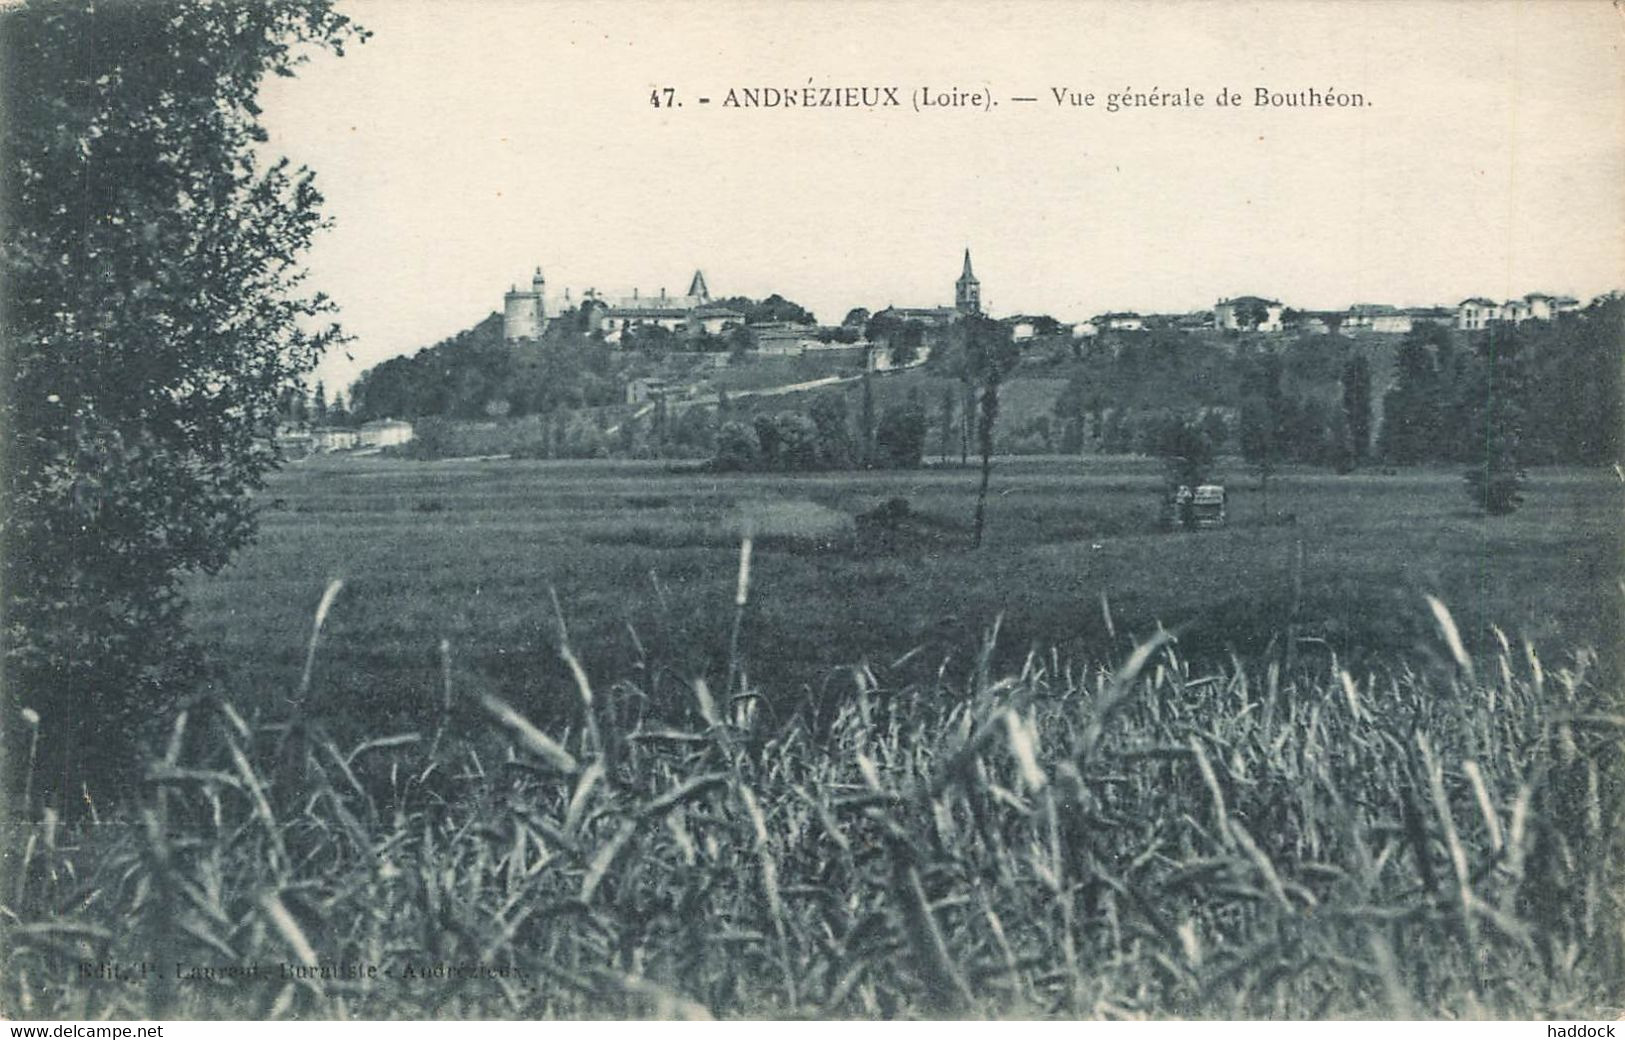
503,265,548,341
955,248,981,315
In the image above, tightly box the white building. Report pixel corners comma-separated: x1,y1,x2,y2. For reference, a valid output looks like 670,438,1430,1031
357,420,414,449
1344,304,1411,335
1457,293,1580,330
312,428,359,452
1095,312,1146,332
1214,296,1285,333
599,271,744,343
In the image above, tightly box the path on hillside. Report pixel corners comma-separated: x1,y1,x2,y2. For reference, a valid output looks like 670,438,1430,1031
608,354,932,432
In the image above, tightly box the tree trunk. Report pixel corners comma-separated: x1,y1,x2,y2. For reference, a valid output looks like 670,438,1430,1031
960,382,972,465
973,442,993,548
973,382,999,548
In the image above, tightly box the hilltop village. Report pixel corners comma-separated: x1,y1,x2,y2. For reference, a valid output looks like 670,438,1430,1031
293,250,1615,475
495,251,1581,361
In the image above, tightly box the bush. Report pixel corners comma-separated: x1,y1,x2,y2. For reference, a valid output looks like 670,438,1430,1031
713,420,761,471
401,416,456,459
873,402,928,468
809,392,855,469
1464,463,1526,515
753,412,820,471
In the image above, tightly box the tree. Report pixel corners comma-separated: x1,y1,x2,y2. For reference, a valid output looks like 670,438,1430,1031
753,413,819,471
1340,352,1372,464
670,403,717,456
1379,325,1446,464
1239,354,1286,512
620,322,676,355
809,392,854,469
1462,323,1530,514
889,322,924,368
714,420,760,471
1199,410,1231,455
1150,415,1215,529
938,385,956,462
726,326,756,362
349,312,513,420
1101,407,1134,454
858,372,876,467
1151,415,1215,490
874,401,928,468
1,0,365,807
955,315,1020,547
1234,298,1271,330
329,390,353,427
713,294,815,326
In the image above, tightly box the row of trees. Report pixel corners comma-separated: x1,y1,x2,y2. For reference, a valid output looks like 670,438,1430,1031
712,379,928,472
278,380,356,427
1380,299,1623,468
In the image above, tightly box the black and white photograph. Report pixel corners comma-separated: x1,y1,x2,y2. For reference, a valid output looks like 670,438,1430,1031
1,0,1622,1024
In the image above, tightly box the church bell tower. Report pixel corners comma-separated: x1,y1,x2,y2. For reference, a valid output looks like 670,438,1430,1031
955,248,981,315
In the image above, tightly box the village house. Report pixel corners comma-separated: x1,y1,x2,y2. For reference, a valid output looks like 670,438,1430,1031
1457,297,1500,330
1214,296,1285,333
357,419,414,449
1095,311,1146,332
1003,315,1061,342
1297,305,1453,335
1457,293,1580,330
1342,304,1418,335
599,272,745,343
750,321,819,356
1520,292,1580,322
872,305,958,328
312,427,359,452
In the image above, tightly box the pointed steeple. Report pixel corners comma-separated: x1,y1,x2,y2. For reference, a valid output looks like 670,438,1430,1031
687,269,710,301
955,248,981,315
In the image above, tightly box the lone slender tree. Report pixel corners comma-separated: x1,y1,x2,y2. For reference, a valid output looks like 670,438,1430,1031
1239,354,1286,515
955,315,1019,547
1340,351,1372,464
1462,322,1530,514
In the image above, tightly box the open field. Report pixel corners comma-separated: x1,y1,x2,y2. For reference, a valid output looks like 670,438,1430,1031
9,456,1620,1019
187,455,1623,740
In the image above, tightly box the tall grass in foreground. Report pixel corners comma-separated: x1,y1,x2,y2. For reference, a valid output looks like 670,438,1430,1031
2,557,1621,1019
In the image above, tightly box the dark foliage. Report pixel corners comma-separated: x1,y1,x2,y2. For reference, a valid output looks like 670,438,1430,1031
873,400,929,469
0,0,364,808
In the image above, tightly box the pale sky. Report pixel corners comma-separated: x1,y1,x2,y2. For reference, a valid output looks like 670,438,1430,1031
255,0,1625,393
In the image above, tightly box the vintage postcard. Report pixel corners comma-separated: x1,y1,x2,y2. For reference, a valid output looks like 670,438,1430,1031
1,0,1621,1025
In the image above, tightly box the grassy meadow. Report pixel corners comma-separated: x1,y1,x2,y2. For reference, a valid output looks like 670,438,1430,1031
185,455,1621,740
6,454,1621,1019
